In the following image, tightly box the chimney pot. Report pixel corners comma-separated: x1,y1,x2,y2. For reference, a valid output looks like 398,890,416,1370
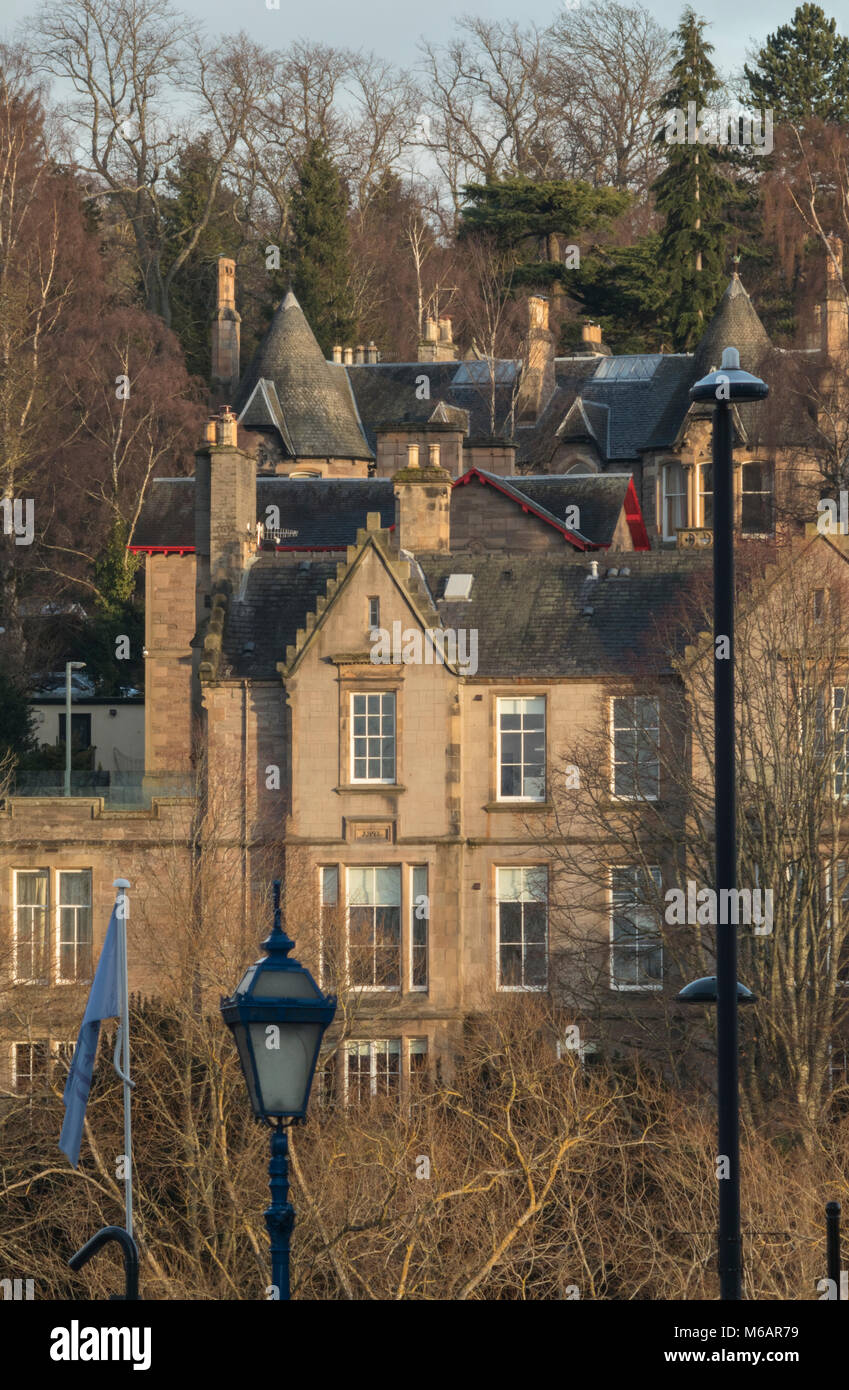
367,341,378,363
407,443,420,469
332,345,342,363
217,406,238,448
343,346,353,365
355,344,365,364
438,316,453,343
428,442,440,469
425,317,438,342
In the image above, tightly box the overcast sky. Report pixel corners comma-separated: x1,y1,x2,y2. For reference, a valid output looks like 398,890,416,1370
1,1,827,85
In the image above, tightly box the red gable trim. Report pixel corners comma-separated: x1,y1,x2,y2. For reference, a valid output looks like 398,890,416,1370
623,478,651,552
128,545,195,556
452,467,592,550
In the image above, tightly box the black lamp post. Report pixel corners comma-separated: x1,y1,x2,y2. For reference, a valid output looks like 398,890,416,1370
220,881,336,1299
679,346,768,1301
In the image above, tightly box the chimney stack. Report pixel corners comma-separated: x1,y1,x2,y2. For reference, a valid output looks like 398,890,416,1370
211,257,241,400
822,234,848,361
418,314,458,363
393,437,451,552
581,322,603,350
515,295,556,423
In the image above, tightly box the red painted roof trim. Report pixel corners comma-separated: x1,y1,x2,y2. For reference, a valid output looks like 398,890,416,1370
128,545,195,556
623,478,651,551
452,466,591,550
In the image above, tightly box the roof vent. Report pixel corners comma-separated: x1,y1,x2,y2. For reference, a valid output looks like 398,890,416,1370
588,559,599,580
444,573,474,600
620,566,630,576
607,567,619,578
582,605,594,615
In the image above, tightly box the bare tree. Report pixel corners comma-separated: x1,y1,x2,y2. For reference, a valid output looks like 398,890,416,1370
547,0,674,194
33,0,274,325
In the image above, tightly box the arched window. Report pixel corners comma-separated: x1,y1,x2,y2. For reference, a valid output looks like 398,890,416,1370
741,461,773,534
662,462,686,540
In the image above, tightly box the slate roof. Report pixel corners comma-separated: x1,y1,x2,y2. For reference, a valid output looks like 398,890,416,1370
513,474,634,547
234,292,373,460
131,478,195,549
220,556,340,679
345,362,518,450
418,551,712,676
647,274,775,450
132,477,396,551
215,545,711,681
257,478,394,547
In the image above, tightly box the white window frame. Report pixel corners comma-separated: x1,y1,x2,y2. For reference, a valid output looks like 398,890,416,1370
824,859,849,987
496,696,546,803
350,691,396,784
11,1040,50,1093
344,1039,402,1102
12,869,49,984
699,463,712,528
661,462,687,541
609,865,663,992
610,697,660,801
495,865,549,992
740,460,773,537
409,865,429,992
55,870,93,985
345,866,402,992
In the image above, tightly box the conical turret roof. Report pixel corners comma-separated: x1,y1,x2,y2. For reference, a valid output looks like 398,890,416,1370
234,291,372,459
693,271,771,377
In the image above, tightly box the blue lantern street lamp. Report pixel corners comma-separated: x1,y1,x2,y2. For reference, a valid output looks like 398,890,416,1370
220,881,336,1299
683,345,768,1302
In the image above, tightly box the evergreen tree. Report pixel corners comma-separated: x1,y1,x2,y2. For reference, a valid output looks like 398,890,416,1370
652,8,733,350
744,5,849,125
567,235,673,353
459,178,628,291
160,138,243,380
290,140,356,356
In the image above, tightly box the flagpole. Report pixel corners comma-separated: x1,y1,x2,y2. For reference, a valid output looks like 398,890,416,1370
113,878,133,1239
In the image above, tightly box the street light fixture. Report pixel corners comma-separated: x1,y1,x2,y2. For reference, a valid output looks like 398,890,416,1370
684,345,768,1302
64,661,86,798
220,881,336,1299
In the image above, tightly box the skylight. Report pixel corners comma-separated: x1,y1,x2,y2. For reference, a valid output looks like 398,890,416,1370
593,354,663,382
444,574,474,600
453,360,518,386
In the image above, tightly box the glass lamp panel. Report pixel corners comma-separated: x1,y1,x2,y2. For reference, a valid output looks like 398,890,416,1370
250,1021,323,1115
232,1022,262,1115
251,968,321,999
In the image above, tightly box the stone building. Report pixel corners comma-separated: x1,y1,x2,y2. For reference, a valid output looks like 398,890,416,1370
1,250,845,1098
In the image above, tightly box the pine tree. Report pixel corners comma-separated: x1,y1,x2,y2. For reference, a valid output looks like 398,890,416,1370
160,138,243,380
290,140,356,356
459,177,627,292
652,8,733,350
567,235,673,353
744,4,849,125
